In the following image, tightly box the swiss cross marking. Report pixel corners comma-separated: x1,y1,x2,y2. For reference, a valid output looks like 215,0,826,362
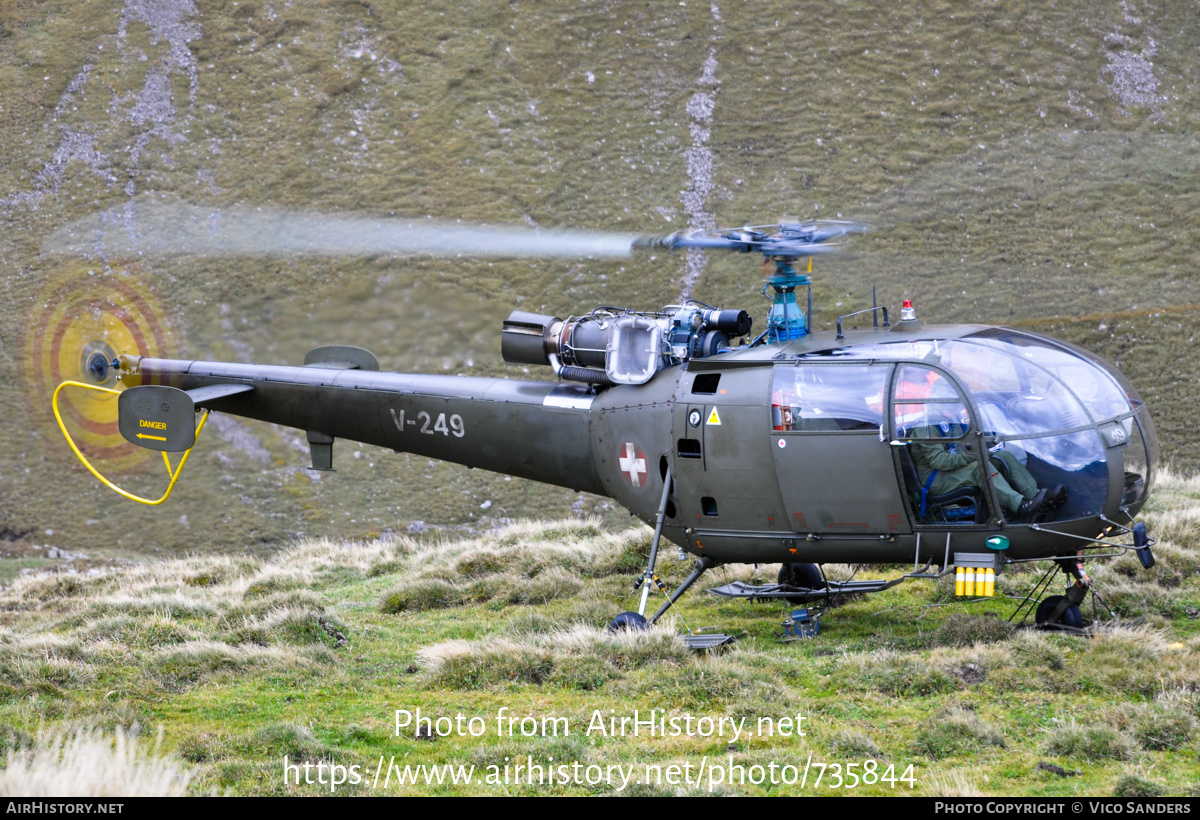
618,441,647,488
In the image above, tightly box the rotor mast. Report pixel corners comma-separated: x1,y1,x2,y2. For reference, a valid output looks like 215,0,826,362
640,220,868,345
763,255,813,343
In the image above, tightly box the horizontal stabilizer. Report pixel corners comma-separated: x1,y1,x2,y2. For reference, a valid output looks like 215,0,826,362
185,383,254,407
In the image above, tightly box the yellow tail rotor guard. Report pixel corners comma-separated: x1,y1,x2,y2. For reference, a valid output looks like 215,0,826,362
52,380,209,506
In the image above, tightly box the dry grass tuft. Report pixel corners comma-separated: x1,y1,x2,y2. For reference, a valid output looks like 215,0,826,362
0,727,192,796
381,577,462,613
1112,774,1166,797
828,729,886,761
1044,720,1137,762
1007,632,1069,670
924,769,987,797
78,613,201,648
378,521,646,613
1074,626,1200,695
929,641,1016,674
837,649,961,696
913,707,1007,760
622,652,791,711
247,722,334,762
1107,702,1197,751
419,622,687,690
152,641,314,690
928,613,1015,648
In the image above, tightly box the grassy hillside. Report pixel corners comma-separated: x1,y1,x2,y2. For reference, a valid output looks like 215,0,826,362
2,471,1199,796
2,0,1200,555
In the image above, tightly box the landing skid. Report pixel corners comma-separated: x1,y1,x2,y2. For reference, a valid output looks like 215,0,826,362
706,578,905,602
610,467,737,651
1025,616,1146,637
681,631,742,651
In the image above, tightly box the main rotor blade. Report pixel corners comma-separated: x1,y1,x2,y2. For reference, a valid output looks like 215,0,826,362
639,219,870,256
43,202,642,259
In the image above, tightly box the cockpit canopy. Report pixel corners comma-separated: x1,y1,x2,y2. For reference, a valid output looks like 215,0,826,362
786,327,1158,522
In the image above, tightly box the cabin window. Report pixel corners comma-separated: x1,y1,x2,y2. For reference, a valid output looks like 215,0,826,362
692,374,721,394
893,401,970,440
771,364,889,432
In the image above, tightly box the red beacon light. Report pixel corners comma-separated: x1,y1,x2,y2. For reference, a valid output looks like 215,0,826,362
900,299,916,322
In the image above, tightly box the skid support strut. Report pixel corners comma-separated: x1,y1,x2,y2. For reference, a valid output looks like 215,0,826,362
637,466,673,617
650,556,714,624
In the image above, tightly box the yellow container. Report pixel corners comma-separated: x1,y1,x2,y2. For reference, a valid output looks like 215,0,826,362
983,568,995,597
964,567,975,597
955,566,965,596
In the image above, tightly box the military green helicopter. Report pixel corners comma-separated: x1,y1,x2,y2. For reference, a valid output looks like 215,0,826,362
49,211,1158,639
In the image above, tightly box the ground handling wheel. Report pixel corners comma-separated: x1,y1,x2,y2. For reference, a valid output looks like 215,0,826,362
607,611,649,632
777,562,823,589
1035,594,1083,629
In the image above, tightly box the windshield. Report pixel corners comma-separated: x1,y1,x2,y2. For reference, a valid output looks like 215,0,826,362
940,341,1092,435
962,329,1132,423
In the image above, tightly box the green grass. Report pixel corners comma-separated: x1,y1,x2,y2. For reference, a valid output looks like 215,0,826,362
1,476,1199,796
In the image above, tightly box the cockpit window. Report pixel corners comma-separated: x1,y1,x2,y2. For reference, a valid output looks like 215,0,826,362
895,364,960,400
790,328,1154,521
936,340,1117,522
800,330,1135,426
930,342,1021,394
806,327,1154,523
894,401,970,439
941,345,1090,435
964,329,1132,422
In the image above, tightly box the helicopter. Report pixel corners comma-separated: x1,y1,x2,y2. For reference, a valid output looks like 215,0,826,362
49,213,1160,641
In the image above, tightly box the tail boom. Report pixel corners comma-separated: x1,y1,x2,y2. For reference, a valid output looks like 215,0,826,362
118,356,605,495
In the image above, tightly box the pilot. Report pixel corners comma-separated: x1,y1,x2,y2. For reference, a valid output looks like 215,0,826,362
908,406,1064,519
